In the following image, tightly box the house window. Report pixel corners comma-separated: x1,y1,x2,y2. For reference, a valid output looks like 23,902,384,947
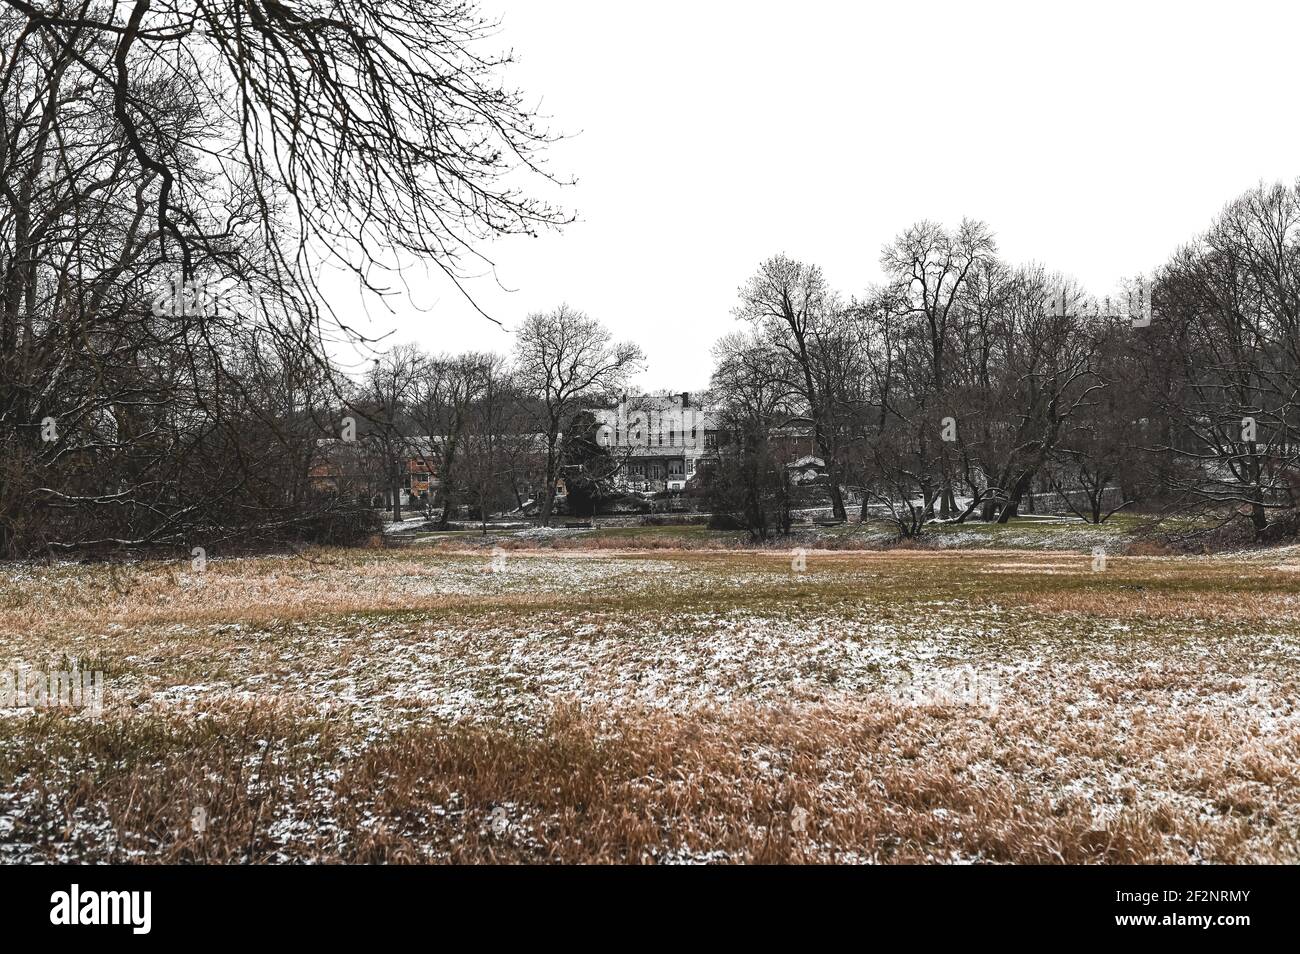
704,432,717,448
686,458,695,475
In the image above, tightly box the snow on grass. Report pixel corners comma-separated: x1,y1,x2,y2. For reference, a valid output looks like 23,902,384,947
3,546,1300,862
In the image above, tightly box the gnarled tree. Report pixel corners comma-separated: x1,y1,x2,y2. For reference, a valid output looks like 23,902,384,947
0,0,567,554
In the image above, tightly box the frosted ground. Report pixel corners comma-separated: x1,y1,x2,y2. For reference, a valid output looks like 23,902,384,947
1,540,1298,862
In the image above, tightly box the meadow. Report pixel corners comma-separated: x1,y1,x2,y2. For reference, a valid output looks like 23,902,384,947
1,525,1298,863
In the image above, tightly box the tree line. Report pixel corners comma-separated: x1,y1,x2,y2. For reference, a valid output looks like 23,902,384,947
7,174,1300,554
710,181,1300,541
3,5,1298,555
344,308,641,531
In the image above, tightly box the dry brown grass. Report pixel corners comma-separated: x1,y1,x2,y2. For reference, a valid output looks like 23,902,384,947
4,545,1298,639
3,544,1300,863
341,694,1300,864
5,687,1297,864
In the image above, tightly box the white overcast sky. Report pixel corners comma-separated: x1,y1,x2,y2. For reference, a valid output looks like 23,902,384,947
331,0,1300,390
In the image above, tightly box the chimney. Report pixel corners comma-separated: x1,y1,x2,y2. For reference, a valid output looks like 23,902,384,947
681,391,690,408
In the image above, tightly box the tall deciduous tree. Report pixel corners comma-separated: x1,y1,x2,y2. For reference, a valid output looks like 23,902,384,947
733,255,851,520
880,219,997,518
0,0,567,554
1154,182,1300,535
513,305,643,525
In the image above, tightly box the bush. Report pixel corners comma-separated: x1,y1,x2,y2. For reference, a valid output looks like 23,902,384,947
283,505,384,547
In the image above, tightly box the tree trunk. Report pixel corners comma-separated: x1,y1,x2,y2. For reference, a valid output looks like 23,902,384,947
436,437,460,529
996,472,1033,524
827,480,846,522
1251,499,1267,535
539,431,559,526
813,433,846,521
940,483,956,519
920,481,936,521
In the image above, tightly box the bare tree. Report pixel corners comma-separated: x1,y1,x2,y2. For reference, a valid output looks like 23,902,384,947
457,352,516,531
409,352,493,527
1,0,569,308
1153,182,1300,536
711,330,793,428
880,219,997,518
352,345,425,522
1046,314,1152,523
973,270,1103,523
0,0,567,555
708,330,797,538
854,289,936,536
733,255,852,520
513,305,643,525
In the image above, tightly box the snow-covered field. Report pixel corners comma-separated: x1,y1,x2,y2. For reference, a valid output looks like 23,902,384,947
2,544,1299,863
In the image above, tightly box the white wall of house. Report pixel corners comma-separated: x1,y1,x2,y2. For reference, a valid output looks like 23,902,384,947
590,392,717,490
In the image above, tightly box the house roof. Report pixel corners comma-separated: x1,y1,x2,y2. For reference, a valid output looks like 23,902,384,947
788,455,825,469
